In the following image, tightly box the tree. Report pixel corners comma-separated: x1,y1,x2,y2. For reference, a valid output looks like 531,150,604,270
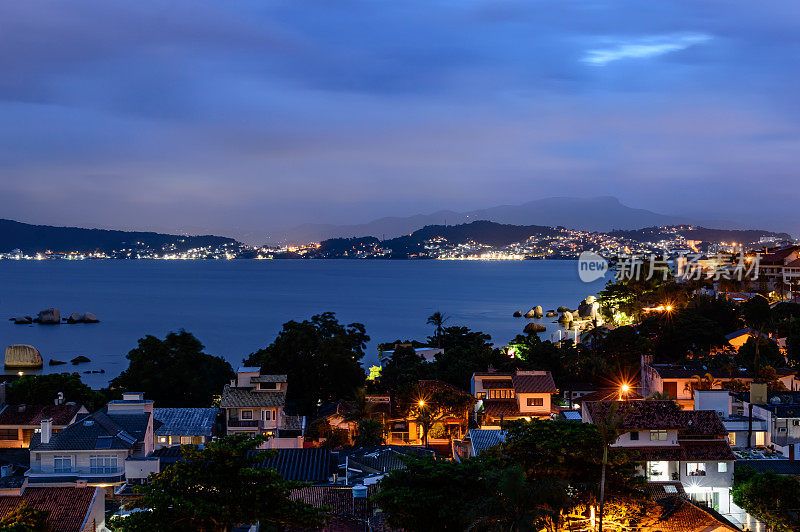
595,403,627,532
683,373,721,398
732,466,800,531
426,311,449,347
377,345,432,393
111,331,234,407
742,295,772,375
736,338,785,373
6,373,107,411
244,313,369,417
432,326,508,390
403,383,474,446
355,418,385,446
0,503,49,532
120,434,324,532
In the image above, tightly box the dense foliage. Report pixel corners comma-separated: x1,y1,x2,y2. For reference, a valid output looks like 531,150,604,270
111,331,234,407
0,504,49,532
244,312,369,416
115,434,324,532
7,373,108,411
732,466,800,532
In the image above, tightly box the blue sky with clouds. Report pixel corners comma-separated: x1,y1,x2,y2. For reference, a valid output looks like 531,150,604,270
1,0,799,238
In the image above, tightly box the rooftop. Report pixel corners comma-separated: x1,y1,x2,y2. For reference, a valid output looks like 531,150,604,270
255,448,335,482
585,401,728,436
512,373,558,394
0,487,99,532
0,404,84,427
467,429,506,456
30,409,148,451
219,384,286,409
153,408,218,437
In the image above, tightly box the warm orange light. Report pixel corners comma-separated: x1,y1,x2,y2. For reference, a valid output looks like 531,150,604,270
665,305,673,312
418,400,425,408
620,384,630,393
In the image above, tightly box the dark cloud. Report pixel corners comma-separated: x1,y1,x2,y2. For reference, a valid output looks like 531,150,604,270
1,0,799,241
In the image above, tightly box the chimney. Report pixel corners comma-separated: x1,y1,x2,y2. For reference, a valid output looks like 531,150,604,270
40,418,52,445
750,382,768,405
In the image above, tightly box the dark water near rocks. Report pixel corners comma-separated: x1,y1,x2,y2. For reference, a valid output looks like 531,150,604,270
0,260,604,388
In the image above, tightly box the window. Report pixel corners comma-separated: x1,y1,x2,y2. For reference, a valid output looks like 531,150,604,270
728,433,736,446
527,397,544,407
265,410,271,421
650,430,668,441
686,462,706,476
0,429,17,440
158,436,167,444
476,392,486,399
241,410,253,420
793,420,800,426
53,456,72,473
662,382,678,398
181,436,192,445
489,389,514,399
646,461,669,481
755,431,766,446
90,455,118,474
718,462,728,473
630,431,639,441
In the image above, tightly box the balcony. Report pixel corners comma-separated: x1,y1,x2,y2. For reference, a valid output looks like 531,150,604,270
227,419,261,429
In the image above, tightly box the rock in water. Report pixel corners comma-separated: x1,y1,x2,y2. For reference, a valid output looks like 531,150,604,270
36,308,60,325
5,345,44,369
513,310,522,318
557,306,570,313
81,313,99,323
546,312,557,317
534,305,544,318
13,316,32,325
71,355,91,365
524,323,547,334
49,359,66,366
558,312,573,326
66,312,83,324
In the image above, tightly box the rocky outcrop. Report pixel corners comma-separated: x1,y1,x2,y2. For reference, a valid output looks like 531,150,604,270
513,311,522,318
558,312,573,326
578,296,600,319
545,312,557,317
81,313,99,323
557,306,571,313
70,355,91,364
524,323,547,334
49,359,67,366
36,308,60,325
66,312,83,324
524,306,544,319
12,316,32,325
5,345,44,369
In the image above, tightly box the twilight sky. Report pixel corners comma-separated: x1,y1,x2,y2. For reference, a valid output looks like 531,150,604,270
1,0,799,241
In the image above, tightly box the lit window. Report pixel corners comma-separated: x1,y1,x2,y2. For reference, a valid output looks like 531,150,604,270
181,436,192,445
650,430,668,441
527,398,543,407
158,436,167,443
728,433,736,446
718,462,728,473
686,462,706,476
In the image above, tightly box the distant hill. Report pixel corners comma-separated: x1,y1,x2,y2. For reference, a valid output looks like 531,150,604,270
314,220,560,258
0,219,239,254
609,226,792,245
275,196,717,244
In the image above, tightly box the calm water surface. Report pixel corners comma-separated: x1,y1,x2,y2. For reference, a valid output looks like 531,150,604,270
0,260,604,387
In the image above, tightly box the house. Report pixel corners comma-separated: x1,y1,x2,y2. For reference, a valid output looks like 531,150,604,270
219,368,304,449
314,395,391,445
0,403,88,448
640,354,798,408
471,369,557,427
727,385,800,458
27,392,154,491
153,408,218,448
0,484,105,532
454,428,505,461
581,400,738,521
384,380,474,449
693,390,769,450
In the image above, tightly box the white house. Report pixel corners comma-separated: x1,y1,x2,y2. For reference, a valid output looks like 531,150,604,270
471,369,557,427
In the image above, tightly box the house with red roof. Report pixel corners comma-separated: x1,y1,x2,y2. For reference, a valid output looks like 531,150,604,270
471,369,558,427
0,483,105,531
581,400,742,524
0,403,88,449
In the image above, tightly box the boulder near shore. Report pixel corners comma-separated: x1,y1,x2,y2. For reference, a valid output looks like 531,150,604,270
524,323,547,334
5,345,44,369
513,310,522,318
35,308,60,324
524,306,544,319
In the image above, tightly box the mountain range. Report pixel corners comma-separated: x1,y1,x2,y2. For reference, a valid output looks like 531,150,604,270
274,196,737,244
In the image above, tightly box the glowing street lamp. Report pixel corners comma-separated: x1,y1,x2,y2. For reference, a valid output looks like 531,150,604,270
619,383,630,401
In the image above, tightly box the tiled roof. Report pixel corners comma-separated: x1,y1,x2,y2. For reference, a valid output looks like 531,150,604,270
256,448,335,482
250,374,287,383
512,373,557,394
573,389,643,403
0,404,83,427
334,446,435,476
483,400,522,418
153,408,217,437
30,410,148,451
468,429,505,456
219,385,286,408
648,495,739,532
618,441,735,462
0,487,98,532
585,401,727,436
644,482,685,501
289,485,401,531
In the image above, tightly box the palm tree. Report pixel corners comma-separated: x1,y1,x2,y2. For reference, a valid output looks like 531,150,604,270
647,391,673,401
683,373,721,398
427,311,449,347
595,402,627,532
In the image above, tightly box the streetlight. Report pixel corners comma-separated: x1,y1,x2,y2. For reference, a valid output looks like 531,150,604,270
619,383,630,401
418,400,425,408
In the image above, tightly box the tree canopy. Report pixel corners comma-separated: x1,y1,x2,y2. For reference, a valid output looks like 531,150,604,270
117,434,324,532
733,466,800,532
244,312,368,417
6,373,107,411
111,331,234,407
0,504,49,532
